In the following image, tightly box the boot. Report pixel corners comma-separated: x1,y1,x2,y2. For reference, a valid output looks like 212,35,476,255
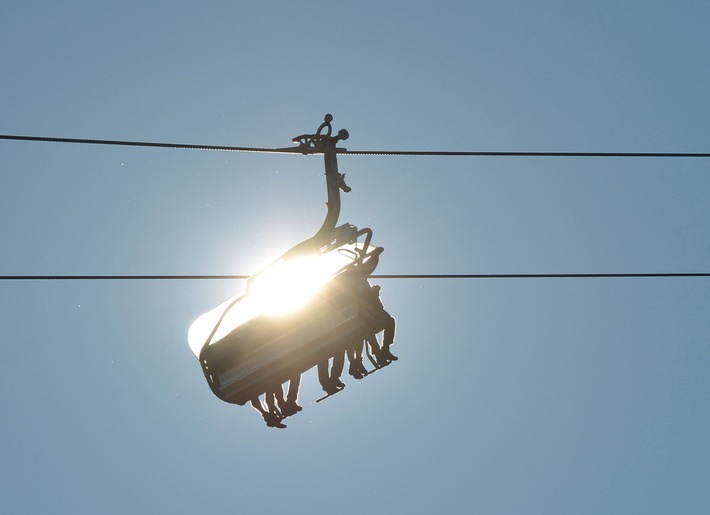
280,400,302,417
349,360,364,379
263,412,286,429
381,346,398,361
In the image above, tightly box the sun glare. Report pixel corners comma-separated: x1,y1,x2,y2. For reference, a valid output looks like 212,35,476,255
187,293,259,357
188,244,370,357
247,254,335,315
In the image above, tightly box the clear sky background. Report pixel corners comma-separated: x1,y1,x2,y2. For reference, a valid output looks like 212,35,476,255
2,2,709,514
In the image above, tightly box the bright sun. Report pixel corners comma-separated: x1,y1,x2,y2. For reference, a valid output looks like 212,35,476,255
188,244,370,357
247,254,334,315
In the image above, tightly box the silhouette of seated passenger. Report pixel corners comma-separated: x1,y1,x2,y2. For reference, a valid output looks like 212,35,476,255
319,246,398,391
362,283,397,362
348,247,398,363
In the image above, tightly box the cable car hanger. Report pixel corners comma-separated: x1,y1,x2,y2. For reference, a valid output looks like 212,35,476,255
271,113,363,260
188,115,398,429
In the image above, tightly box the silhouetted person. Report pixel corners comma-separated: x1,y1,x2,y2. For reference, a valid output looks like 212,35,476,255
349,247,398,363
319,246,397,391
364,283,397,362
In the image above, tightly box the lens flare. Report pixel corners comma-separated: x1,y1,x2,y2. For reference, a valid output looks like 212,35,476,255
247,254,334,315
188,243,373,357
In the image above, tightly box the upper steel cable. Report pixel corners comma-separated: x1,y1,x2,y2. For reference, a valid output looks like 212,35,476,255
2,134,710,158
0,135,282,154
1,273,708,281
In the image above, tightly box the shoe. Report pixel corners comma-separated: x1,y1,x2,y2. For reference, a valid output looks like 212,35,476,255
264,413,287,429
373,349,390,367
381,348,398,361
349,361,364,379
280,401,302,417
322,378,342,395
323,384,340,396
333,378,346,388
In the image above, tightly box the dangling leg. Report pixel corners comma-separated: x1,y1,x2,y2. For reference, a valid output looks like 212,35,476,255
270,384,285,415
265,390,280,416
355,339,369,375
318,359,334,393
319,358,340,395
252,394,286,429
380,312,398,361
348,340,365,379
331,350,346,388
367,333,388,367
266,390,287,428
251,396,267,416
286,374,301,403
280,375,303,417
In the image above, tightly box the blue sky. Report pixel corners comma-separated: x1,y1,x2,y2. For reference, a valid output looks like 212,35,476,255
2,2,709,514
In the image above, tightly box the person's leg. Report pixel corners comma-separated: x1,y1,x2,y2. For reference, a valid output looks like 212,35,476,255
280,375,303,416
331,350,346,387
252,395,286,428
318,360,330,389
348,340,365,379
355,340,368,375
286,375,301,403
265,389,283,418
318,358,339,394
380,313,398,361
251,396,267,416
365,334,384,365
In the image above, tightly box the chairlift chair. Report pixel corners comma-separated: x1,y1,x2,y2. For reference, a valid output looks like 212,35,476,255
188,115,386,405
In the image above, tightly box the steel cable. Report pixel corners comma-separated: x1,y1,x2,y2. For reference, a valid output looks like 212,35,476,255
3,135,709,158
1,273,708,281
